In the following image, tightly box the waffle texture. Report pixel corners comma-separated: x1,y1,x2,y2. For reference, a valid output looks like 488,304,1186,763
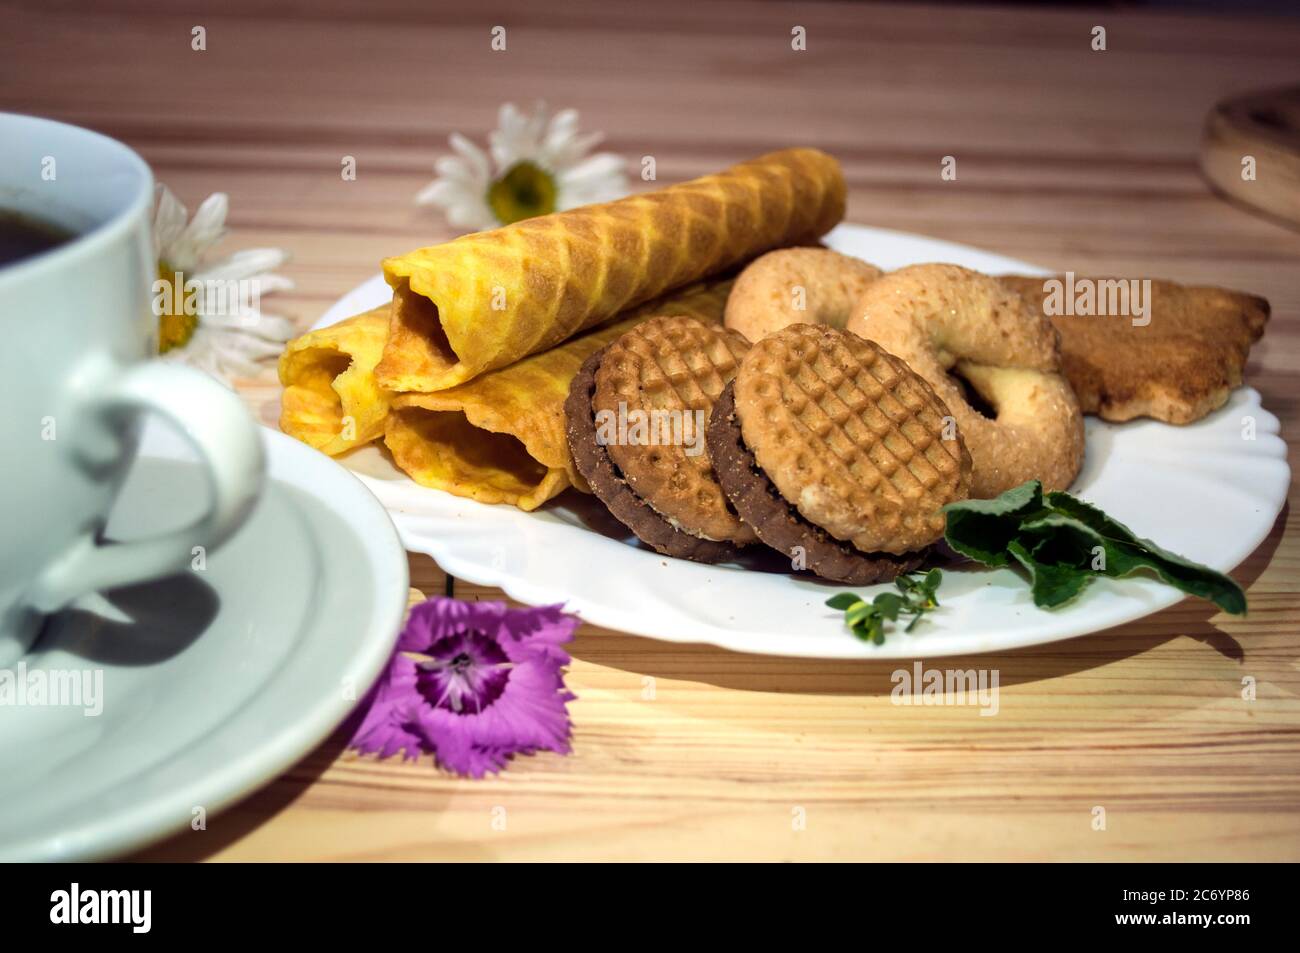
594,316,756,544
733,324,972,555
375,148,845,392
383,280,732,511
709,381,924,583
567,346,745,564
278,305,393,456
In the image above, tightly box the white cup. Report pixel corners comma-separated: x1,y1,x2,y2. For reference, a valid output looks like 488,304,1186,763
0,113,266,667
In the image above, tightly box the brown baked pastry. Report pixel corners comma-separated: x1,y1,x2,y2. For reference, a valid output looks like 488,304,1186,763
564,317,755,563
1000,275,1269,424
707,324,972,583
850,264,1084,499
723,247,882,342
592,316,757,546
708,382,925,585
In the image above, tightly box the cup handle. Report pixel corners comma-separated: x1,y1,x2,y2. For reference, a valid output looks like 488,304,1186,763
26,362,266,613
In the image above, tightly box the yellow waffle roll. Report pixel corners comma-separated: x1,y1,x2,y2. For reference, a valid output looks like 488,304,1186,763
376,148,845,393
278,305,393,456
384,280,732,511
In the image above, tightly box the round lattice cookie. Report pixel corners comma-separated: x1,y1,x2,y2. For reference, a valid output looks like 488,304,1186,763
593,316,756,544
732,323,972,555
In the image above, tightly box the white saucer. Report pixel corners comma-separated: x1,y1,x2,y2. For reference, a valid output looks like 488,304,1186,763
312,224,1289,659
0,426,408,860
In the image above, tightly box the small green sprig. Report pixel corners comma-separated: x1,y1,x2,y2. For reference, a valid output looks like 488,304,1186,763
826,569,943,645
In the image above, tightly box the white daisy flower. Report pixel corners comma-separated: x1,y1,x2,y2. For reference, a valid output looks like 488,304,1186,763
416,102,628,230
151,184,294,383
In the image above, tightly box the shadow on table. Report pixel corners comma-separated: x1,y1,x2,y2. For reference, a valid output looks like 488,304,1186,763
570,503,1287,696
128,504,1289,861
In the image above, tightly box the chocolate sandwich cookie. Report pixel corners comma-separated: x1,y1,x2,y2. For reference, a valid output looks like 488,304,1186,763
564,316,757,563
707,324,972,584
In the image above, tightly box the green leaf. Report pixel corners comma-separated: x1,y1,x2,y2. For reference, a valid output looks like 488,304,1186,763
872,592,905,620
951,479,1045,517
1042,491,1139,541
845,602,876,627
942,480,1046,566
1024,513,1246,616
849,615,883,644
828,571,945,643
1005,539,1094,608
943,483,1247,616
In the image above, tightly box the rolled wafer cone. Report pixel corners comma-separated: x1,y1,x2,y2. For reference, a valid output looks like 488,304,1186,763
376,148,844,393
384,280,732,511
278,305,392,455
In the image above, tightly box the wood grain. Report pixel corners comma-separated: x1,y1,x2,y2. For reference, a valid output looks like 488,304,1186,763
3,0,1298,861
1202,85,1300,227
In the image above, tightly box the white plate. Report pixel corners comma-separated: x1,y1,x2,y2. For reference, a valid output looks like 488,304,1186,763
312,223,1289,659
0,427,408,860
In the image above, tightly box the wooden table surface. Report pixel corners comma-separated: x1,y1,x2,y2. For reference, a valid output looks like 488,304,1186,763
6,0,1299,861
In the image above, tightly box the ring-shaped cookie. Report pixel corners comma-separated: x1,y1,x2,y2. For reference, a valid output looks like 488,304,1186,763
724,248,882,342
848,263,1084,499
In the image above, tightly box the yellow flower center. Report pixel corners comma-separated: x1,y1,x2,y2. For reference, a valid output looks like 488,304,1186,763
487,161,557,225
155,261,198,353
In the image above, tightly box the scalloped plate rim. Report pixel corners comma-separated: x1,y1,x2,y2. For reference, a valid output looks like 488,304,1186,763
310,223,1290,659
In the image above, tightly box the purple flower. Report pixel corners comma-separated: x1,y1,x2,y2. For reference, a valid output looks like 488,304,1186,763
348,597,579,777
